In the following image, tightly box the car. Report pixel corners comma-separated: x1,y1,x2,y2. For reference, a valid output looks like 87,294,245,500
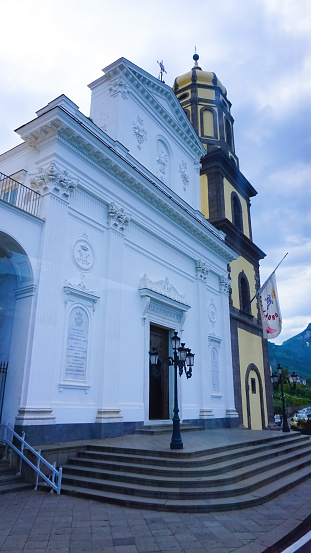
274,414,281,425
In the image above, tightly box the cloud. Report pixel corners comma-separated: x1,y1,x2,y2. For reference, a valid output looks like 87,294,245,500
0,0,310,344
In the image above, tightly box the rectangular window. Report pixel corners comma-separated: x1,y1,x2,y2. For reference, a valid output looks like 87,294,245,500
251,378,256,394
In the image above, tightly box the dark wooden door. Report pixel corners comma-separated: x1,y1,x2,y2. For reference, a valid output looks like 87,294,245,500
149,325,169,420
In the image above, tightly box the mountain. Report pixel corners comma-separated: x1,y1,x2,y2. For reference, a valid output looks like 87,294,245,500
268,323,311,379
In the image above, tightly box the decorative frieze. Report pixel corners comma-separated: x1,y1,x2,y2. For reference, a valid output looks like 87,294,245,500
220,275,231,295
108,202,130,233
179,160,189,191
108,79,130,99
30,162,78,201
195,260,209,281
133,115,147,149
139,274,189,306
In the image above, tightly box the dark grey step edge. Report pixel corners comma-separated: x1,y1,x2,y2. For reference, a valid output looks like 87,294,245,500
85,433,304,459
62,445,311,488
78,435,309,468
61,454,311,500
59,464,311,512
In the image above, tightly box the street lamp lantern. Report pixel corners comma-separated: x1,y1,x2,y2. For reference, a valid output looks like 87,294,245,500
271,364,300,433
171,331,181,351
149,331,194,450
178,343,188,363
149,348,158,366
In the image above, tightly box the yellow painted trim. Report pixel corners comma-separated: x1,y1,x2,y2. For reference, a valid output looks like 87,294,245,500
238,328,268,428
230,257,257,317
200,174,209,219
223,178,250,239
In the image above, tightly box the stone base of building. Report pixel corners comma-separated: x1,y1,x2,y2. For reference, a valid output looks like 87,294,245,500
15,416,241,446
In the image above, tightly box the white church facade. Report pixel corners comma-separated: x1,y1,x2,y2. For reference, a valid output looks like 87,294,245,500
0,58,239,444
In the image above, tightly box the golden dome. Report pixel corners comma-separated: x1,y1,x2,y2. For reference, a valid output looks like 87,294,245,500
173,54,227,97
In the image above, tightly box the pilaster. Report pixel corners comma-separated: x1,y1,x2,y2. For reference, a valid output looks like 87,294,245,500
195,261,215,421
219,275,238,420
96,203,130,422
17,163,77,424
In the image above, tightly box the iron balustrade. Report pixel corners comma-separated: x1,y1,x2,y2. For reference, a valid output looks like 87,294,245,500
0,172,41,217
0,362,8,423
0,424,62,494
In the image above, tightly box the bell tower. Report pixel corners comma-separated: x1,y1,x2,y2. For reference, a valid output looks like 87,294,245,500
173,53,239,167
174,54,274,429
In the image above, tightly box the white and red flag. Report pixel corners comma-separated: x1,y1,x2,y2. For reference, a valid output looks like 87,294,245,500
258,272,282,339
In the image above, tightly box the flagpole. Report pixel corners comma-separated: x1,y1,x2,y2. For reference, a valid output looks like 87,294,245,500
244,253,288,311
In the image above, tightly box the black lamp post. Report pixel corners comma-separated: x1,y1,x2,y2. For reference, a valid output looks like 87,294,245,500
149,331,194,450
271,364,298,433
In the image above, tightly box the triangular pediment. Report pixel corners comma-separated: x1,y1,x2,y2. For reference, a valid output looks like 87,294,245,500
89,58,205,157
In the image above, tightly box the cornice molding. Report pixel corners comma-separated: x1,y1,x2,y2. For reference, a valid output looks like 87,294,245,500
20,110,236,262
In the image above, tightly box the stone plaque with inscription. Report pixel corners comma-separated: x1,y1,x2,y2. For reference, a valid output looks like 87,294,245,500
65,307,88,381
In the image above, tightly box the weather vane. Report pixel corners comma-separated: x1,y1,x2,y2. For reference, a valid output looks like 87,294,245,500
157,60,167,82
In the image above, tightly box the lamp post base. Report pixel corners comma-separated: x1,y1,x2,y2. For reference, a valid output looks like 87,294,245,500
170,441,183,450
170,413,183,449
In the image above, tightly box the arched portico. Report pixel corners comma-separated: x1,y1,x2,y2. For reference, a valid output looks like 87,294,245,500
0,231,35,426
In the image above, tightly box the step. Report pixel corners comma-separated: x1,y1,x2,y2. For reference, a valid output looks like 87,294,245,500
76,434,309,470
82,432,307,461
67,440,311,480
0,461,34,493
61,452,311,500
62,444,311,489
60,462,311,512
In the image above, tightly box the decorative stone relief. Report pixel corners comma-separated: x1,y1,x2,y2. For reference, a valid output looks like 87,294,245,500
195,260,209,281
156,141,168,183
71,234,96,272
179,160,189,191
208,301,217,324
208,334,222,397
108,203,130,233
30,162,78,201
139,274,189,306
64,275,99,312
64,307,89,382
211,346,220,393
108,79,130,99
133,115,147,149
220,275,231,295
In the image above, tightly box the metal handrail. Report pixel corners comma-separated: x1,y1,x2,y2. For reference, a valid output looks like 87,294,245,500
0,424,62,494
0,172,41,217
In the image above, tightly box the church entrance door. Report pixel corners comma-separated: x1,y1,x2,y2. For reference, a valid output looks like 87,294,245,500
149,325,170,420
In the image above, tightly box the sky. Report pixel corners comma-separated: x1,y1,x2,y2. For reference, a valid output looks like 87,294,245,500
1,0,310,345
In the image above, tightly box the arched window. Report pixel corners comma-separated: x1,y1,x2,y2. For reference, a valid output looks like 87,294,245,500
231,192,243,233
225,119,233,149
238,271,251,313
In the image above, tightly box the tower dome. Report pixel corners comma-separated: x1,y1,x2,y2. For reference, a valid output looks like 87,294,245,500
173,54,238,166
173,53,227,97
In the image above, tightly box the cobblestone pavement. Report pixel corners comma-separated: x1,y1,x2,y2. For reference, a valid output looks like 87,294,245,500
0,478,311,553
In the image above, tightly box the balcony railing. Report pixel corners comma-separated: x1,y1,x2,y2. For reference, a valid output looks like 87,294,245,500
0,172,41,217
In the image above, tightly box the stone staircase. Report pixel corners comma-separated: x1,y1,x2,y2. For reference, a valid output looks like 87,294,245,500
59,432,311,512
0,459,33,494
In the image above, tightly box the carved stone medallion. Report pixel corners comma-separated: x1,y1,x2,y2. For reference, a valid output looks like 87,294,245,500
208,301,217,324
71,236,95,272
